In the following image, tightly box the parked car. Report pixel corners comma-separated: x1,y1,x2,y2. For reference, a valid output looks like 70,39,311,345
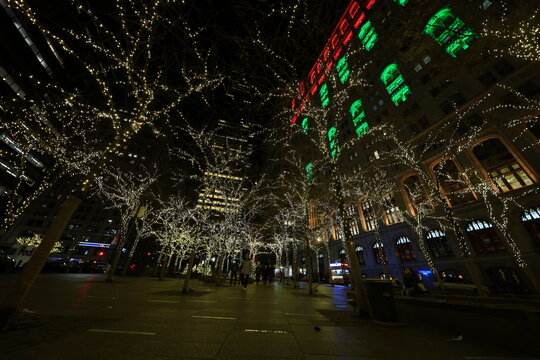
433,277,490,294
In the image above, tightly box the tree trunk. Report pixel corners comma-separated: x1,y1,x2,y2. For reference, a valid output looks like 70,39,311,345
215,256,224,286
182,249,196,293
443,205,488,297
0,195,82,329
333,166,370,317
304,238,314,295
159,251,172,280
106,241,124,282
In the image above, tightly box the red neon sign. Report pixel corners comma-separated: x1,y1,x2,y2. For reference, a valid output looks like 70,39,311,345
290,0,377,124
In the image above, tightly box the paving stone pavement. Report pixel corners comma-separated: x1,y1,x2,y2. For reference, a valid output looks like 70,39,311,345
0,274,537,360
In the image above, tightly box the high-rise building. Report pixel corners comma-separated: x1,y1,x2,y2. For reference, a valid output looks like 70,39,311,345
0,0,66,234
292,0,540,293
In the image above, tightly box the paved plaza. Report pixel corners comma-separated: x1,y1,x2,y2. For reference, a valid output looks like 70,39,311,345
0,274,537,360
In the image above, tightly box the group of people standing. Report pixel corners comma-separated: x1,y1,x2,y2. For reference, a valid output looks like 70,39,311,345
228,255,276,291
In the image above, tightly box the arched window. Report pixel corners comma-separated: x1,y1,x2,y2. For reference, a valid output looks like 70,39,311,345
380,63,411,106
472,138,534,192
355,245,366,265
338,248,346,262
336,56,350,84
383,195,403,225
433,160,475,207
402,175,431,215
358,20,378,51
360,198,377,231
327,127,339,159
424,7,476,57
350,99,369,137
522,206,540,244
396,236,415,261
372,241,387,264
426,229,453,258
465,220,506,253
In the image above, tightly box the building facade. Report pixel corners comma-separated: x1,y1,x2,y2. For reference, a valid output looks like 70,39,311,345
292,0,540,293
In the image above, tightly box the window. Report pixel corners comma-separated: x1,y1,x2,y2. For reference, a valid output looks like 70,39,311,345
360,199,377,231
517,81,540,98
465,220,506,253
349,99,369,137
472,138,534,192
494,59,514,77
383,195,402,225
327,127,339,159
355,245,366,265
346,205,360,235
380,63,412,106
372,241,387,264
478,72,497,88
320,83,330,108
433,160,476,207
402,175,432,215
394,0,409,5
358,20,378,51
521,206,540,244
424,7,476,57
336,56,351,84
305,162,314,182
396,236,415,261
426,229,453,257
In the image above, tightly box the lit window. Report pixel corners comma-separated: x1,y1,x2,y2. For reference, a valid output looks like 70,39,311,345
465,219,506,254
423,55,432,64
424,7,476,57
521,207,540,245
426,229,453,257
380,63,412,106
336,56,350,84
396,236,415,260
360,199,377,231
472,138,534,192
433,160,476,207
394,0,409,5
358,20,378,51
414,64,422,72
372,241,387,264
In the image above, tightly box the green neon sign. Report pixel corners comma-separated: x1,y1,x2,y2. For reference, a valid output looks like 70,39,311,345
320,83,330,108
424,7,476,57
327,127,339,159
358,20,378,51
350,100,369,137
380,63,411,106
336,56,350,84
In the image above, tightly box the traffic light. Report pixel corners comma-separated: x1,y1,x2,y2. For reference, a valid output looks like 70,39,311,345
98,251,105,256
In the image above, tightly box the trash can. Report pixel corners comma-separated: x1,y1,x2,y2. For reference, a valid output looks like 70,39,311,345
363,279,400,325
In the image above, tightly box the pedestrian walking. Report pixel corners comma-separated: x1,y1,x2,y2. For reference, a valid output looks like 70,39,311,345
240,255,252,291
255,263,262,284
229,261,239,286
